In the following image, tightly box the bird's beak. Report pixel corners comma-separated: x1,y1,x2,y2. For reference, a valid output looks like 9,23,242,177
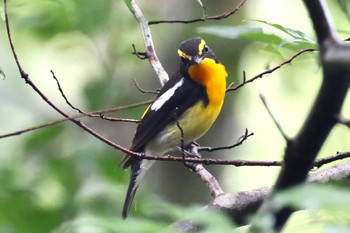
192,55,204,64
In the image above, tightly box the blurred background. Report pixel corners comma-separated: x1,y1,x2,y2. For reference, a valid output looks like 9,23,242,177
0,0,349,232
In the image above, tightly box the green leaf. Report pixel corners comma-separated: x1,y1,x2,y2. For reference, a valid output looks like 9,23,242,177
249,20,314,41
198,25,282,44
248,19,318,49
198,25,318,56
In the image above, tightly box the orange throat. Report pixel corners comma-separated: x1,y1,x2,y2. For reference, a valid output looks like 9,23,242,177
188,58,227,107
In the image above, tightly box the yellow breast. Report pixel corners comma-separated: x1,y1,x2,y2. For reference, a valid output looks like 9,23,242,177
145,58,227,155
185,58,227,139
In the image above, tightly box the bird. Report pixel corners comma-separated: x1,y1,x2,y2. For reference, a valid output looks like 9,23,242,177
121,37,227,218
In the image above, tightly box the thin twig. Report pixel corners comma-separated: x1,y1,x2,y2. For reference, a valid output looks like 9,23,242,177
149,0,247,25
4,0,28,82
98,115,140,123
133,78,159,94
196,0,208,19
313,151,350,168
1,118,68,139
0,100,149,139
335,114,350,128
51,70,144,121
227,82,235,89
132,44,149,60
134,151,350,167
174,108,187,165
53,70,139,124
198,128,253,152
227,48,315,92
0,68,6,80
259,94,290,142
51,70,86,114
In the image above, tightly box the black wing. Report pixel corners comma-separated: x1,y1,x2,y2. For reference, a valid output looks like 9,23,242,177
122,71,207,168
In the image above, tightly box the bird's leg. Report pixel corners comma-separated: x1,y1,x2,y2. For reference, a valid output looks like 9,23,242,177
176,141,202,158
176,141,203,169
186,141,202,158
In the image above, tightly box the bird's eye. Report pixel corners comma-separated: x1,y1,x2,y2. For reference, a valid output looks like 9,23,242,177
203,45,209,53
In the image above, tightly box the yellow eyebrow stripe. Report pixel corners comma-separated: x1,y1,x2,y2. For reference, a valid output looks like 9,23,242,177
198,39,206,55
177,49,192,60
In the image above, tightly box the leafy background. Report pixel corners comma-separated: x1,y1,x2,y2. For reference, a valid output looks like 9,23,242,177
0,0,349,232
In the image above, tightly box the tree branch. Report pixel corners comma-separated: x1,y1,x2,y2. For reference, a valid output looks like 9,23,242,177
217,159,350,224
186,163,224,198
226,48,315,92
252,0,350,231
148,0,247,25
123,151,350,167
171,160,350,232
259,94,290,142
133,78,159,94
128,0,169,85
0,99,151,139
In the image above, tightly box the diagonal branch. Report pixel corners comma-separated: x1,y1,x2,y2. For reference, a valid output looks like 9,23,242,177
0,100,151,139
259,94,290,142
149,0,247,25
226,48,315,92
50,70,85,114
128,0,169,85
50,70,143,123
133,78,159,94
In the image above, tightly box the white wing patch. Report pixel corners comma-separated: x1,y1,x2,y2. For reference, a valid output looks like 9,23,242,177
150,78,184,111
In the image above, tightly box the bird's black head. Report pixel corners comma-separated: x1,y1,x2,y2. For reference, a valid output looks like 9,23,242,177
177,37,217,66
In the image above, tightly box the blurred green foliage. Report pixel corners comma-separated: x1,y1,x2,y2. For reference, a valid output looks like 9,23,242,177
9,0,112,38
250,183,350,233
0,0,350,233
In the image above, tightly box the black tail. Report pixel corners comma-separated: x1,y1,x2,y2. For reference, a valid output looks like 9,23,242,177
122,159,142,219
